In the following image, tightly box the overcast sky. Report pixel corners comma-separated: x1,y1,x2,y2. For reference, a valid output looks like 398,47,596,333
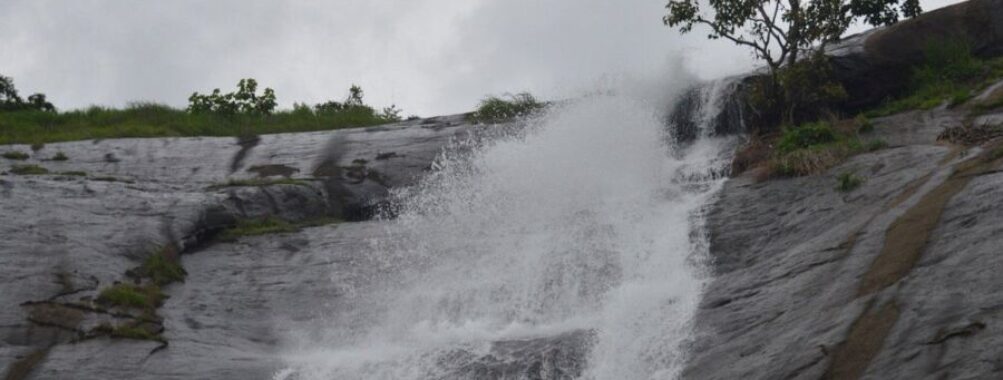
0,0,964,116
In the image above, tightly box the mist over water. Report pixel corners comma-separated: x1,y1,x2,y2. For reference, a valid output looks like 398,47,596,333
276,74,736,379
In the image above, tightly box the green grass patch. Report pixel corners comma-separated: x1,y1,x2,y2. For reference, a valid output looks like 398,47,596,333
865,41,1003,118
93,323,164,342
775,121,837,154
51,152,69,161
217,217,299,241
767,120,882,177
837,172,865,192
216,216,340,242
110,325,163,342
97,283,164,309
91,175,132,183
8,164,49,175
0,102,395,145
136,246,186,286
207,177,311,190
2,151,29,160
469,93,545,123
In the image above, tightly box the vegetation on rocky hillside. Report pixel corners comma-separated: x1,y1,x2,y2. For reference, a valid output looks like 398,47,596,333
469,92,546,123
665,0,921,127
0,79,405,145
866,41,1003,117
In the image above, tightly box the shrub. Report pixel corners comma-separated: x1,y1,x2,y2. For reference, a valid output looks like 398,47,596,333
470,92,545,123
837,172,865,192
188,78,277,115
9,164,48,175
51,152,68,161
2,151,29,160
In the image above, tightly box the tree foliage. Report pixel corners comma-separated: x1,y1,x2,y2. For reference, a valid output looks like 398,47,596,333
665,0,920,71
314,84,403,122
0,75,55,112
188,78,277,115
665,0,921,124
309,85,405,123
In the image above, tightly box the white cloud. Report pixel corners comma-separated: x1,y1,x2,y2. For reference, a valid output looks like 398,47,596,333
0,0,965,116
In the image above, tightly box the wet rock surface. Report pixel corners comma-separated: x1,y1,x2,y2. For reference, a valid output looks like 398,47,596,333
685,99,1003,378
0,115,502,379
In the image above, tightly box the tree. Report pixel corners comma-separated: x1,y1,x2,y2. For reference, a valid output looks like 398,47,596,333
0,74,55,112
664,0,920,123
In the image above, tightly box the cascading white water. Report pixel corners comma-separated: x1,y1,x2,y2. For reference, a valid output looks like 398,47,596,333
276,80,736,380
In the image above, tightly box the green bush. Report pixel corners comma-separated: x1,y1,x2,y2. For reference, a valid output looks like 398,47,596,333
470,93,545,123
776,122,838,154
188,78,277,115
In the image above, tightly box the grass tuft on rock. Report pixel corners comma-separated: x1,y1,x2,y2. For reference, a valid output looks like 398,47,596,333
837,172,865,192
216,216,340,242
217,217,299,241
9,164,49,175
93,323,165,342
208,177,311,190
2,151,29,160
136,246,187,286
51,152,69,161
766,120,875,177
97,283,164,309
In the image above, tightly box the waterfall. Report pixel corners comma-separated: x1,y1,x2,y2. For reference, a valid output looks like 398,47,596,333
275,80,738,380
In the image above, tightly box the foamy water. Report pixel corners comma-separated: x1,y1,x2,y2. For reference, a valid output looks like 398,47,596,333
275,80,736,379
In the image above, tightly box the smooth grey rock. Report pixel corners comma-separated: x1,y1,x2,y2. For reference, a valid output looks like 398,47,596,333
0,115,503,379
685,106,1003,378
